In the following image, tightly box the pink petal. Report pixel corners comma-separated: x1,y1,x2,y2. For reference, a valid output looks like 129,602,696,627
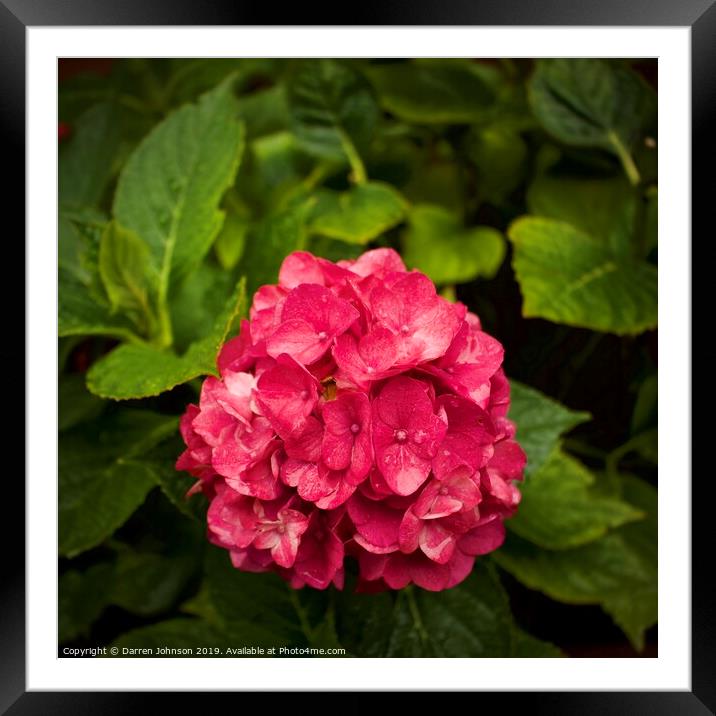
249,285,286,342
344,247,406,278
294,463,354,509
254,354,318,437
347,491,402,552
439,322,504,385
226,451,282,500
207,484,247,550
292,515,344,590
488,368,511,419
377,442,432,497
279,251,326,289
266,318,330,365
179,404,201,445
419,521,457,564
296,464,335,503
398,509,422,553
374,376,435,430
313,473,356,510
270,509,310,568
369,273,460,364
483,469,522,509
412,475,481,519
405,554,451,591
281,284,359,340
440,548,477,590
284,416,323,462
432,395,495,480
333,327,400,388
280,458,318,488
217,320,255,375
356,550,389,582
321,392,371,478
458,520,506,556
380,553,414,590
321,428,352,471
488,439,527,480
229,546,274,573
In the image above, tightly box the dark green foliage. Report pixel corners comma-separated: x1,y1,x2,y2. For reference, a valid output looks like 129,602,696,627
58,58,658,657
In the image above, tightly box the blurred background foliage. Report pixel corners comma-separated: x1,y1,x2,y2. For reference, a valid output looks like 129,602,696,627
58,58,658,657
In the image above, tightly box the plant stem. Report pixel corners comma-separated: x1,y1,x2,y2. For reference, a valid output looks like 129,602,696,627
288,587,314,644
562,438,607,461
404,586,429,645
302,161,335,191
155,300,173,349
608,131,641,186
339,130,367,185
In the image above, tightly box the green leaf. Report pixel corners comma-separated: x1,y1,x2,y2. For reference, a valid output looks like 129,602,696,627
59,563,115,643
59,206,107,282
59,266,138,341
644,187,658,255
108,618,225,656
86,278,247,400
59,71,118,123
623,429,658,465
213,209,249,270
529,60,655,184
335,562,555,657
366,61,498,124
59,211,142,341
59,103,122,207
508,217,658,334
61,539,202,641
494,476,657,651
205,547,305,647
169,260,238,353
333,589,394,657
240,131,308,212
512,628,563,657
110,549,200,617
236,84,290,139
402,155,464,213
310,182,407,244
59,337,82,373
165,58,280,107
59,410,178,557
466,125,527,204
180,585,223,627
308,236,364,263
287,59,380,164
141,437,208,521
601,475,657,651
508,450,644,549
111,496,205,616
58,373,104,431
113,78,245,300
401,204,505,284
240,202,311,294
394,570,513,657
494,530,650,607
86,345,207,400
631,373,658,435
508,381,589,477
528,173,638,257
99,221,158,335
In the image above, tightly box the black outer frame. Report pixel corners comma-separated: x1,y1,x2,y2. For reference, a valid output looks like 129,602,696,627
3,0,711,712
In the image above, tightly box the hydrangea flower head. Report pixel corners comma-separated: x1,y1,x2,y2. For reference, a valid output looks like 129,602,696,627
177,248,525,591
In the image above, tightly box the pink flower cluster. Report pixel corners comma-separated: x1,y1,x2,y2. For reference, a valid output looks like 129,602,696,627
177,249,525,592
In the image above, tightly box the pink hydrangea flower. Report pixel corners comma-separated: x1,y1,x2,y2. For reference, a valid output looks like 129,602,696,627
177,248,525,592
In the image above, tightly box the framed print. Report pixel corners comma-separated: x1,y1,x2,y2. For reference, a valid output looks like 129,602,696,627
4,0,711,711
